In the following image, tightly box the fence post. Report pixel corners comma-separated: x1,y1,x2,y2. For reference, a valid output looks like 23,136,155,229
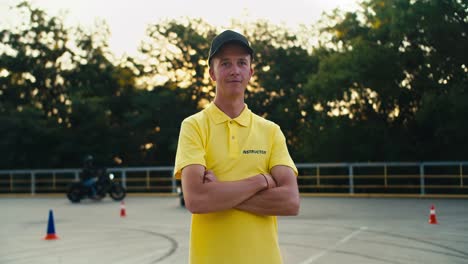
122,170,127,188
460,163,464,187
384,165,388,187
419,164,425,195
31,172,36,195
349,165,354,194
52,172,56,190
146,170,150,189
9,173,13,192
316,166,321,186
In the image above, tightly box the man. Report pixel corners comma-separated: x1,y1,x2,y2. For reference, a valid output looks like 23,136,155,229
81,155,98,198
174,30,300,264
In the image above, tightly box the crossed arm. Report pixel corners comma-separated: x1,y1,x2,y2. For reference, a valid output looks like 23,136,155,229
180,164,300,216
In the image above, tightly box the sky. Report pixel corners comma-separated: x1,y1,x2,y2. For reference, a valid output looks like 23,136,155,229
0,0,360,57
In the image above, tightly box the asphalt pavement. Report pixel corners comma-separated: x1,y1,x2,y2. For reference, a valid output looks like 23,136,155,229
1,195,467,264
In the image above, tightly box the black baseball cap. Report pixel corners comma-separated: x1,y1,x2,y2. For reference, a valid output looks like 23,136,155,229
208,30,254,65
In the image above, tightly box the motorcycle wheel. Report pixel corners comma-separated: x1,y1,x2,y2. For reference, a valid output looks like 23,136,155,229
90,193,105,201
67,185,82,203
109,183,126,201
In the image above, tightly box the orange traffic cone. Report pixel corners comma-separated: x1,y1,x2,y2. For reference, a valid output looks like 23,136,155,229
120,201,126,217
428,205,438,224
44,209,59,240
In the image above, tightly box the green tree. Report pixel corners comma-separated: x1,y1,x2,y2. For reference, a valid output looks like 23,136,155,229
0,2,76,168
241,21,319,161
138,20,318,161
0,2,142,168
302,0,468,161
0,2,74,123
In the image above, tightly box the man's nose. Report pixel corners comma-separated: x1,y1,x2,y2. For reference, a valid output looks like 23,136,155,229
230,64,241,75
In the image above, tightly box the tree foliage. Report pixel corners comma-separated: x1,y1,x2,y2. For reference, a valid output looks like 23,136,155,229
302,0,468,161
0,0,466,169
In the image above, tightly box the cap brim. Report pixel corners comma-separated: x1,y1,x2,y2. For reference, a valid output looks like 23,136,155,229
209,40,253,64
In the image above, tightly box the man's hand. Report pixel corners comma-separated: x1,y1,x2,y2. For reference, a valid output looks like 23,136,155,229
204,171,276,191
262,173,277,189
203,170,218,183
181,165,269,214
235,165,299,216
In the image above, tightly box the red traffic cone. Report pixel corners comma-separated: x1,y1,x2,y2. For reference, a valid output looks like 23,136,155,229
44,209,59,240
120,201,126,217
428,205,438,224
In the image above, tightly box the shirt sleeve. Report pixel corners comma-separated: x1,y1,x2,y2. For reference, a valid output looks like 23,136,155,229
268,125,298,175
173,118,206,179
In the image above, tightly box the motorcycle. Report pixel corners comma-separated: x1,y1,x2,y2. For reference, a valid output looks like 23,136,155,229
67,169,126,203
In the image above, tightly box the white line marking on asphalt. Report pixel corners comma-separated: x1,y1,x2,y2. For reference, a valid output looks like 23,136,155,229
298,226,368,264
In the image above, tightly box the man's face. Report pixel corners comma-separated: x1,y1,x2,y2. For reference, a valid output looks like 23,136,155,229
209,43,253,98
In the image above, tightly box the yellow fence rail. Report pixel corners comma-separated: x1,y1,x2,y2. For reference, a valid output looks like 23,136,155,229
0,162,467,196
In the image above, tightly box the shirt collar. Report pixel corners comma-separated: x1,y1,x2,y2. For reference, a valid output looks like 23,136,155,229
206,103,251,127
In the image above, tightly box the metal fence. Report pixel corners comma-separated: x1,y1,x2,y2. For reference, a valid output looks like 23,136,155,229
296,162,467,195
0,166,175,194
0,162,467,196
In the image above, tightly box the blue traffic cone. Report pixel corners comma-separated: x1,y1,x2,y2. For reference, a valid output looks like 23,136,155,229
44,209,59,240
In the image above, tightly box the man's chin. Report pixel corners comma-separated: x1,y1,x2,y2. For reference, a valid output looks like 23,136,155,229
226,83,245,89
227,87,245,94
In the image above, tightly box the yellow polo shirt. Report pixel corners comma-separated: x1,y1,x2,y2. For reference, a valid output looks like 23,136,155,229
174,103,297,264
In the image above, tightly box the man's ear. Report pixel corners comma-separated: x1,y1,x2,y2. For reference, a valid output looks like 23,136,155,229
209,67,216,81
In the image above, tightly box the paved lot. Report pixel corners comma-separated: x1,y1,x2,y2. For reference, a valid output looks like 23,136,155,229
1,196,467,264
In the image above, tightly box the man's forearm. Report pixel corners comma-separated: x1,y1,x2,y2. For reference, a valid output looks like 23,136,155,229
235,186,300,216
184,175,267,214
